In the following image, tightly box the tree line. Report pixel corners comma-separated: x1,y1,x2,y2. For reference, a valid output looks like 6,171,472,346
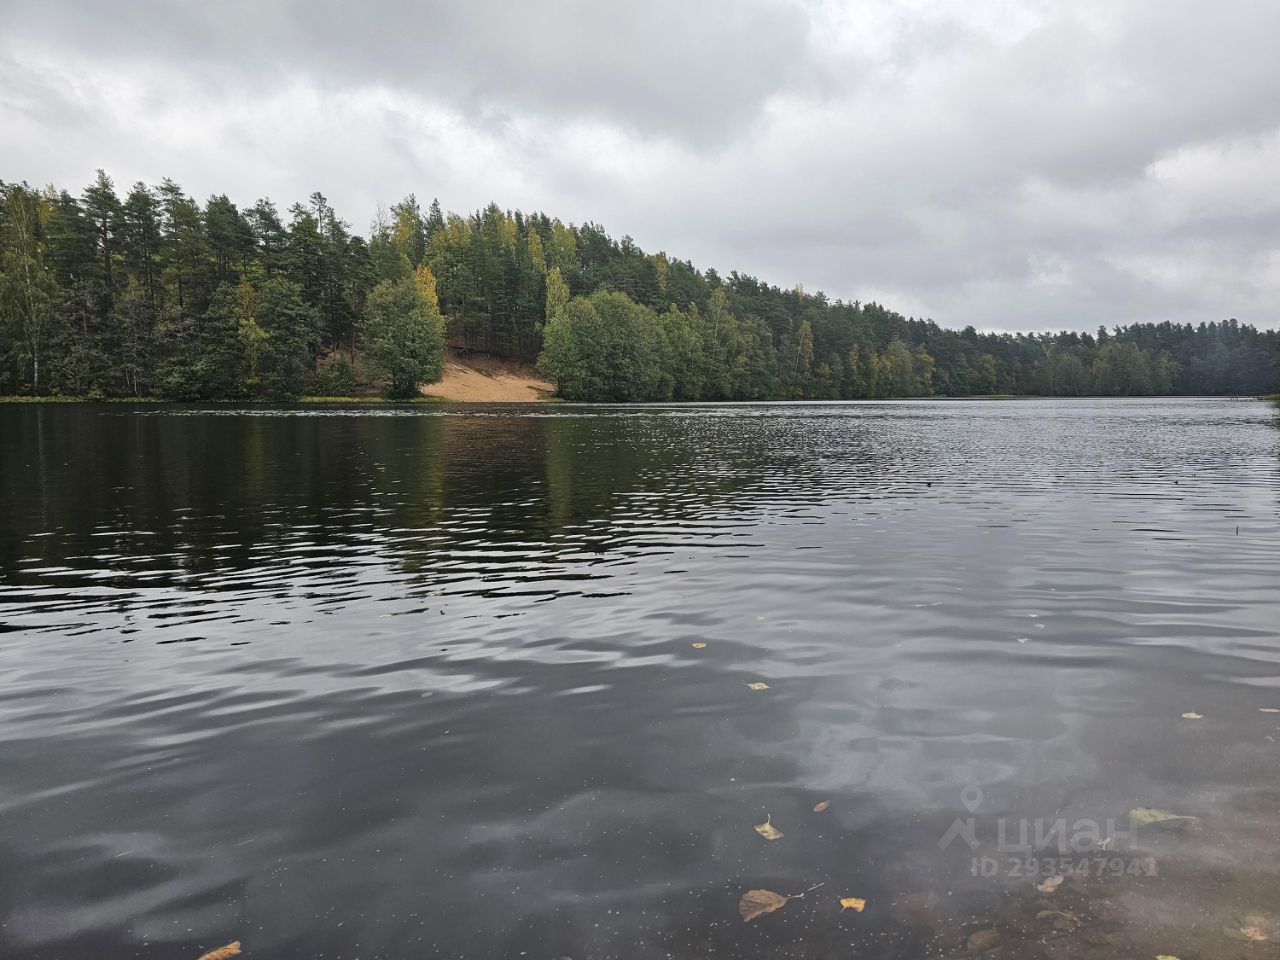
2,171,1276,401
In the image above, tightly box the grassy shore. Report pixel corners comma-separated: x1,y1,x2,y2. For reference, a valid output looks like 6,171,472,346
4,392,1277,405
0,395,164,404
0,394,446,405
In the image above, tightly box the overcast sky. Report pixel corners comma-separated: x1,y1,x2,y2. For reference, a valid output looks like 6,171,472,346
2,0,1278,332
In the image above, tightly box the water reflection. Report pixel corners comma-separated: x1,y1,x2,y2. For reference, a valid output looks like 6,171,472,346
1,400,1278,959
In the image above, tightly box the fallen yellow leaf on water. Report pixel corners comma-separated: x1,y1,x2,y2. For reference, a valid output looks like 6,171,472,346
197,943,241,960
745,682,770,691
1036,874,1064,893
738,883,823,922
754,814,784,840
1156,955,1181,960
1240,924,1269,942
691,642,707,649
1182,711,1203,719
839,897,866,912
739,889,790,922
813,800,830,813
1130,807,1198,825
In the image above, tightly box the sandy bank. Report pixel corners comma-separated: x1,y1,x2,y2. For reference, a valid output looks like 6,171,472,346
420,353,555,402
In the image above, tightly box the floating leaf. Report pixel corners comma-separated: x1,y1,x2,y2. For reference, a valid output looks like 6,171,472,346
197,943,241,960
839,897,866,912
691,642,707,649
1035,874,1064,893
1181,711,1203,719
813,800,830,813
745,682,770,691
738,883,823,922
754,814,784,840
1224,913,1275,942
739,888,791,922
1130,807,1198,825
1156,955,1181,960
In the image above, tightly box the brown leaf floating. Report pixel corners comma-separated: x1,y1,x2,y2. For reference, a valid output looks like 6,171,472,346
738,882,824,922
739,888,790,922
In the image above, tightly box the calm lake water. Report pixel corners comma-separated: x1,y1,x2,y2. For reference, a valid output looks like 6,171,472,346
2,399,1279,960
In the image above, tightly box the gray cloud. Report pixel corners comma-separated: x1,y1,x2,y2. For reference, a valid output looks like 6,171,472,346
2,0,815,142
2,0,1277,332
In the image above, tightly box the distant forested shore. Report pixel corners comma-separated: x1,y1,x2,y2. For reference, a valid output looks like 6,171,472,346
2,173,1276,402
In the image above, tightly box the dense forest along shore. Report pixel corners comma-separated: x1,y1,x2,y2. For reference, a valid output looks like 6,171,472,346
2,173,1277,403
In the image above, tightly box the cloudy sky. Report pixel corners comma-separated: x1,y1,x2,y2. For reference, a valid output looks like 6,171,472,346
2,0,1277,332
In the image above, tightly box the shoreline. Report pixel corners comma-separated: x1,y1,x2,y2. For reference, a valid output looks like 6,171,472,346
1,393,1274,405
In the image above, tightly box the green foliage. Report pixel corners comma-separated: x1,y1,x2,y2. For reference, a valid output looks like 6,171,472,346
544,267,569,326
312,355,358,396
362,277,445,399
111,280,157,396
166,282,249,399
662,304,707,400
539,290,670,401
255,278,322,399
1,172,1277,402
0,184,58,393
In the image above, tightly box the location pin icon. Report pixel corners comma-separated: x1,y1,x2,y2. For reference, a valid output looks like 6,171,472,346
960,784,983,813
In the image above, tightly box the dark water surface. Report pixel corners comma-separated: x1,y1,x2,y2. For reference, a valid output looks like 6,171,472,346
2,399,1279,960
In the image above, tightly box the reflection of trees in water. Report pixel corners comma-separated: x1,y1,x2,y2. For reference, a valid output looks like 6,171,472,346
1,408,802,602
378,413,783,594
2,404,1080,603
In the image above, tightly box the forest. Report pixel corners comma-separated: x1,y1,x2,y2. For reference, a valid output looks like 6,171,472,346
2,172,1276,401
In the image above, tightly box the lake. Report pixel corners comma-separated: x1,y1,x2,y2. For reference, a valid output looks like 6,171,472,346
2,398,1278,960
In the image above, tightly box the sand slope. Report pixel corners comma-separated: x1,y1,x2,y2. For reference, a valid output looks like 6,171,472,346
421,354,555,402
